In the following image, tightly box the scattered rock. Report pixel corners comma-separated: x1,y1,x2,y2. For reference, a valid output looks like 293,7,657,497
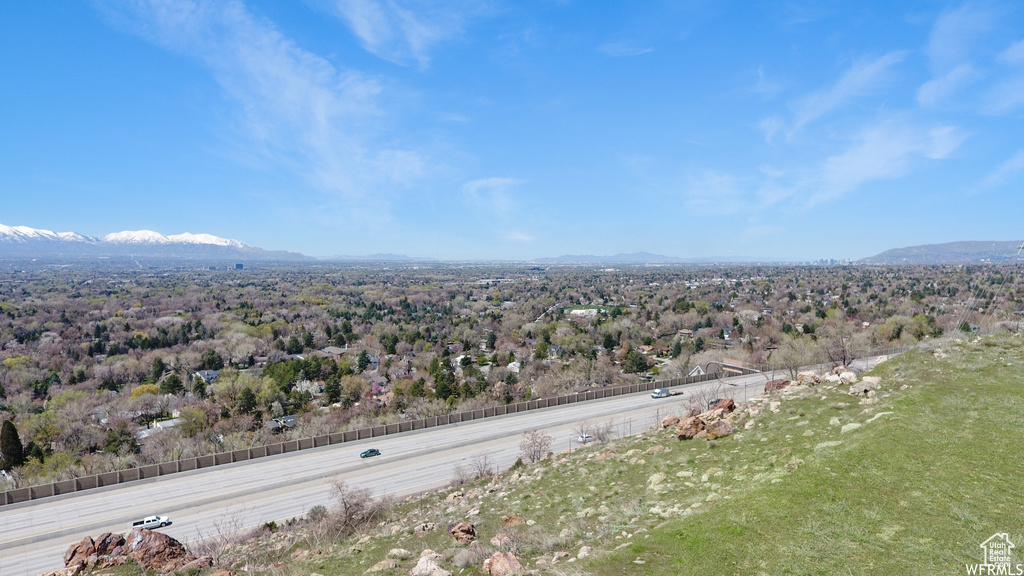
415,522,440,532
449,521,477,544
410,551,450,576
866,411,894,424
367,559,398,572
849,376,881,396
552,551,570,563
482,552,524,575
595,450,617,461
764,379,791,394
769,401,781,413
387,548,413,559
490,532,511,547
503,514,525,527
814,440,843,452
839,371,858,384
840,423,862,434
647,472,666,490
446,491,464,501
661,415,680,428
577,546,592,559
645,445,666,454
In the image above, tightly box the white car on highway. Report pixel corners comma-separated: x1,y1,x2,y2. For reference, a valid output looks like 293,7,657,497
131,515,171,529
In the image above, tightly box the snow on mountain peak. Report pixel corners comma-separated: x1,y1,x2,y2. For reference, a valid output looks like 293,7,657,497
102,230,171,244
0,224,248,248
167,232,247,248
0,224,91,243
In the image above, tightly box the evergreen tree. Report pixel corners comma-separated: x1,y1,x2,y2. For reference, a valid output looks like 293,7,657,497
0,419,25,471
237,387,258,414
671,340,684,359
324,379,342,404
623,350,650,374
159,373,184,395
201,350,224,370
104,421,140,455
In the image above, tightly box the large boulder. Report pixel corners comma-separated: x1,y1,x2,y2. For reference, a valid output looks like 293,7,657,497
675,416,707,440
64,537,95,568
123,528,200,572
796,371,820,385
708,398,736,413
661,415,680,428
482,552,524,575
764,379,791,394
839,371,858,384
93,532,125,557
63,529,205,574
448,521,477,544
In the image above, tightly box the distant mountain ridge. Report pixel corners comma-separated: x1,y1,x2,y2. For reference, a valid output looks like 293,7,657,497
858,241,1023,265
533,252,785,264
0,223,308,261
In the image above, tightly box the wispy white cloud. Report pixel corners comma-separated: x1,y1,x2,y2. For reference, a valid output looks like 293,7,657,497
598,40,654,57
789,51,908,134
925,4,993,70
315,0,485,67
1000,39,1024,64
462,177,524,214
917,63,980,107
810,120,965,204
917,4,993,108
96,0,428,204
981,149,1024,187
984,39,1024,113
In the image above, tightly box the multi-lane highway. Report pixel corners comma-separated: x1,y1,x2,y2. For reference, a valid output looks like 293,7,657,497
0,358,888,576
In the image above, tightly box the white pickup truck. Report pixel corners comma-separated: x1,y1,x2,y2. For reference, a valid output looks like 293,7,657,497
651,388,681,398
131,515,171,529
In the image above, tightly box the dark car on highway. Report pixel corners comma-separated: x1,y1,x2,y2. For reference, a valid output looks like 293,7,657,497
360,448,381,458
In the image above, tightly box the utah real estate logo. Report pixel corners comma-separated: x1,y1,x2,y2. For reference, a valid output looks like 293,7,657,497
967,533,1023,575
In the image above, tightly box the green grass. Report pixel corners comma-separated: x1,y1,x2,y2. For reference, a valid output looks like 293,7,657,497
93,335,1024,576
587,337,1024,575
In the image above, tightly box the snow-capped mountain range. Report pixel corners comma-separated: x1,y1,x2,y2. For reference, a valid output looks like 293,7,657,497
0,223,307,260
0,224,248,247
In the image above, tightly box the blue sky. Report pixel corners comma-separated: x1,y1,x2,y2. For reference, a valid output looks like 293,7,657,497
2,1,1023,260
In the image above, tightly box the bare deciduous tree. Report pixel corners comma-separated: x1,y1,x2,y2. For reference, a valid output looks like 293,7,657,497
518,429,552,463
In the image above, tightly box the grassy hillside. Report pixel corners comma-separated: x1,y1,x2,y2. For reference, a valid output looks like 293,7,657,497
91,336,1024,576
590,337,1024,575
